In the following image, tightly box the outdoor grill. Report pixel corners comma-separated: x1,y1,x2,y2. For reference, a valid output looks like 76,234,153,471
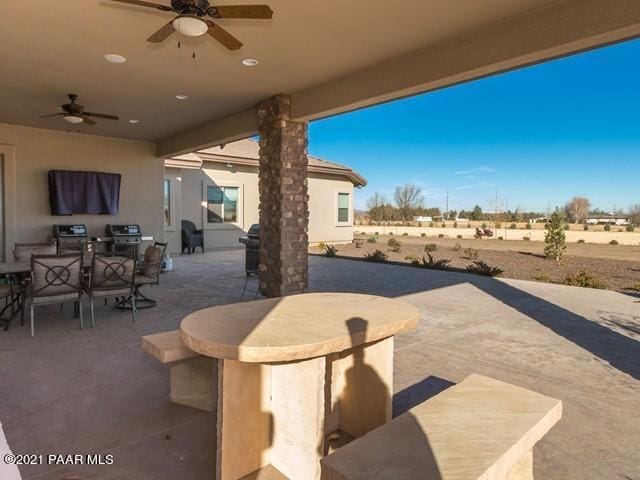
52,224,88,253
239,224,260,274
104,224,143,257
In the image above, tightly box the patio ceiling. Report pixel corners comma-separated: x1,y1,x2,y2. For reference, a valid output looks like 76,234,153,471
2,0,640,156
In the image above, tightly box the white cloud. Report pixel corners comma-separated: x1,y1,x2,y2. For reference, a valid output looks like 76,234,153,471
454,166,496,175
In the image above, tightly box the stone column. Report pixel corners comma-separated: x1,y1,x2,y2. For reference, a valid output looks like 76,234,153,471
257,94,309,297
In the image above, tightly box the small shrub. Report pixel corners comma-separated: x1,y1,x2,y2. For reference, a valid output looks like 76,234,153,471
456,234,463,239
353,239,364,249
534,272,552,283
563,272,607,289
583,224,589,231
452,242,462,252
418,253,451,270
420,232,426,237
497,236,504,240
438,234,445,238
629,282,640,292
481,222,488,229
609,239,619,245
453,222,458,228
375,232,379,236
405,255,419,264
389,231,394,236
387,237,402,252
604,224,611,231
367,236,377,243
402,232,409,236
467,223,472,229
564,224,570,230
463,247,479,260
317,242,327,251
466,261,503,277
577,239,585,244
526,222,532,230
495,222,502,229
363,250,388,263
324,245,337,258
510,223,517,229
522,236,530,241
441,223,446,228
429,222,434,227
626,224,635,232
424,243,438,253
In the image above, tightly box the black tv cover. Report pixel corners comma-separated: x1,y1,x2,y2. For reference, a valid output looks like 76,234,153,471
48,170,121,215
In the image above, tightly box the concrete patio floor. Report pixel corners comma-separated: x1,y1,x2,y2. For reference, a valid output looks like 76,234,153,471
0,250,638,479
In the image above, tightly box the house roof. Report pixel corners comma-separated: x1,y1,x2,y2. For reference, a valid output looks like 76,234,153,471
168,139,367,187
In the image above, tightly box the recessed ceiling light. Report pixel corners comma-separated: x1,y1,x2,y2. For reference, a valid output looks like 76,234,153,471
242,58,259,67
129,119,140,124
176,94,189,100
104,53,126,64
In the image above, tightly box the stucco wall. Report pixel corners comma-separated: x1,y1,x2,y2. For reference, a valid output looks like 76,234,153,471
166,162,355,252
0,123,164,260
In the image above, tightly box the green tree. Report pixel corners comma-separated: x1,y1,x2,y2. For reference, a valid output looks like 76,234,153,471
471,205,483,221
544,209,567,262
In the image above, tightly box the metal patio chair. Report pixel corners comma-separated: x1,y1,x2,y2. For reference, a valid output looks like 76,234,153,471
23,253,84,337
85,253,137,326
13,242,57,263
134,242,168,308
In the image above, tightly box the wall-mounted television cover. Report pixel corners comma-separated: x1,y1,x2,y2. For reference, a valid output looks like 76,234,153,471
48,170,121,215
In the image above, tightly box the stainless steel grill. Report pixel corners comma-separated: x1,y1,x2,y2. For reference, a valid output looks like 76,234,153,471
52,224,88,253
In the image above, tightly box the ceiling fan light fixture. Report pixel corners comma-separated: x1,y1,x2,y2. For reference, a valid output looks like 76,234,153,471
172,15,208,37
64,115,84,124
104,53,127,64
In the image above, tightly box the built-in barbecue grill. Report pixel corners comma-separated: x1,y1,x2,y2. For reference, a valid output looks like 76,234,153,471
104,224,142,257
52,224,88,253
239,224,260,274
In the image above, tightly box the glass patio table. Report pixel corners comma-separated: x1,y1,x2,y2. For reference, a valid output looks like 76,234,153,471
180,292,420,480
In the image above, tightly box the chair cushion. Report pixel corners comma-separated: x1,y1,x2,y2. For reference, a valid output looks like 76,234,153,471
142,246,161,277
88,287,132,298
136,274,157,285
13,243,56,263
30,292,80,305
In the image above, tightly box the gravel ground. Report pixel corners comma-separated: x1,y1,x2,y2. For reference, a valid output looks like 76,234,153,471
317,235,640,293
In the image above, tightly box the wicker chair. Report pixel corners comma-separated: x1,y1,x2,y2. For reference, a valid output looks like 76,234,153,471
23,253,84,337
133,242,167,309
85,254,137,326
181,220,204,254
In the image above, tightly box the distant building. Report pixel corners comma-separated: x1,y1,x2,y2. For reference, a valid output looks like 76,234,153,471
586,215,630,226
414,216,433,222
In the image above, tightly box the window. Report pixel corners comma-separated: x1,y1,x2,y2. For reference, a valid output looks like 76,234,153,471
207,186,239,224
338,192,350,223
163,179,171,227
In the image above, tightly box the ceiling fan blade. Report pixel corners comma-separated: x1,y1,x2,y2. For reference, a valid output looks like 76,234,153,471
208,4,273,19
40,113,64,118
81,116,97,126
84,112,120,121
147,20,175,43
205,21,243,50
108,0,173,12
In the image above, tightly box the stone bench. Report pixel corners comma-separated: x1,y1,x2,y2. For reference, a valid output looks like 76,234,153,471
320,374,562,480
142,330,216,412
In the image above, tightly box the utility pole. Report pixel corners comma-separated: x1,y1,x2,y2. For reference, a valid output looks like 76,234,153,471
445,190,449,219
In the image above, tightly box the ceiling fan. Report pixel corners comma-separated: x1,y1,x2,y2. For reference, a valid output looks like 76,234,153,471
40,94,119,125
108,0,273,51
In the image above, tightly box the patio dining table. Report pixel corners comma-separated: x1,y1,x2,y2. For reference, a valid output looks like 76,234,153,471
180,292,420,480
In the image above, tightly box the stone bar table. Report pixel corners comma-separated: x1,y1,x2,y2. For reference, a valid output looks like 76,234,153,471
179,292,420,480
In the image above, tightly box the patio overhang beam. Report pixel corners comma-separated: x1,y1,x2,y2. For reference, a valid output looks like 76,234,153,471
157,0,640,157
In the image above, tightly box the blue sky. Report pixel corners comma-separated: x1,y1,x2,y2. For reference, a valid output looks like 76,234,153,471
308,38,640,213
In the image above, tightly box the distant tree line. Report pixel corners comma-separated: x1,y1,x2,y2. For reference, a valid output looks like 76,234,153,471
365,187,639,226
